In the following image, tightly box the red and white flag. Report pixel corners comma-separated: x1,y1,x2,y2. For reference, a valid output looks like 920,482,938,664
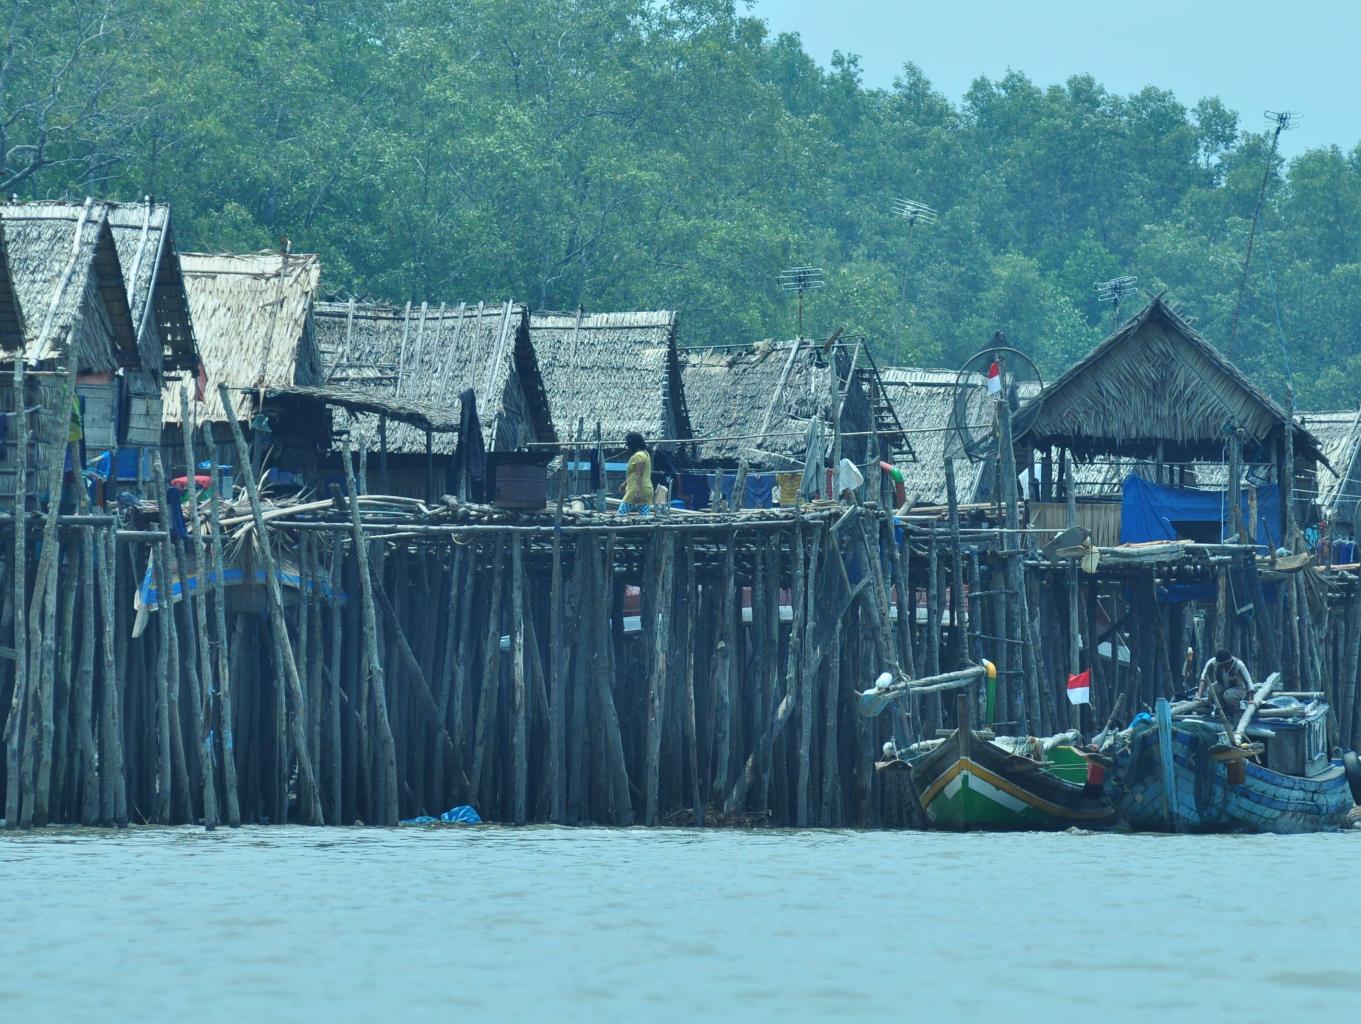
1067,669,1091,705
986,361,1002,395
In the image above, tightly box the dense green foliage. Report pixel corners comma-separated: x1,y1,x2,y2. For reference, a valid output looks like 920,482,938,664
6,0,1361,405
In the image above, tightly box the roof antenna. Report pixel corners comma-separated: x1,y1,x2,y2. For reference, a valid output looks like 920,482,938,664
1095,275,1138,333
1227,109,1297,355
777,266,825,339
892,198,936,325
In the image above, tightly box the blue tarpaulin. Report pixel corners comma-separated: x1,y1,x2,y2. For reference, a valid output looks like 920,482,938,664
1120,475,1281,551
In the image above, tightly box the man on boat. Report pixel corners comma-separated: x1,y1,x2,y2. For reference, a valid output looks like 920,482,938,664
1196,649,1253,709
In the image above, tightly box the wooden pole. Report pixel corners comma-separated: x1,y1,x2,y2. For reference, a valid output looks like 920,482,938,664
510,533,528,824
3,355,28,826
94,527,127,825
218,385,325,824
644,533,676,825
178,392,219,829
206,455,241,826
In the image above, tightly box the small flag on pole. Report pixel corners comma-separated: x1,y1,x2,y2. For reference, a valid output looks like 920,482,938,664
986,360,1002,395
1067,669,1091,705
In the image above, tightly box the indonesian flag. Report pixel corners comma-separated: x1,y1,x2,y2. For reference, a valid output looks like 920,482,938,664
986,360,1002,395
1067,669,1092,705
194,361,209,403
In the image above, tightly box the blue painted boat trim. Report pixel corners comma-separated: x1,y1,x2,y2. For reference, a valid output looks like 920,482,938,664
1107,720,1354,833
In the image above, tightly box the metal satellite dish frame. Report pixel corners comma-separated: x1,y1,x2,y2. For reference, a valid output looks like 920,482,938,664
949,344,1044,464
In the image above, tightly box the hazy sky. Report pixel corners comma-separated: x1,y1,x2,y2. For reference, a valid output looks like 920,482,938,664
752,0,1356,157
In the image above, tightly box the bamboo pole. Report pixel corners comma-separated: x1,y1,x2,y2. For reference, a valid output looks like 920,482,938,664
206,456,241,826
28,387,72,827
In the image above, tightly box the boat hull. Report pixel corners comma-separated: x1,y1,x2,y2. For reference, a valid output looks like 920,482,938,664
911,728,1114,831
1107,719,1354,834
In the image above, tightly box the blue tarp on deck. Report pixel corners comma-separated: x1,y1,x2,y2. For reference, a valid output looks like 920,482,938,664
1120,475,1282,551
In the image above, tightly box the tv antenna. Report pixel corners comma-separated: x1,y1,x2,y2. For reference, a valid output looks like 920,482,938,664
892,198,936,323
778,266,825,338
1227,109,1298,354
1095,275,1139,332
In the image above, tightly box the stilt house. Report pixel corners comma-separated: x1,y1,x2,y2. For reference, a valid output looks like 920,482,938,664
1025,293,1324,548
528,309,690,448
313,300,555,498
165,250,323,480
0,201,141,506
678,337,901,508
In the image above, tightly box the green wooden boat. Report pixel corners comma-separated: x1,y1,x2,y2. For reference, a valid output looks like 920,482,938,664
880,694,1114,831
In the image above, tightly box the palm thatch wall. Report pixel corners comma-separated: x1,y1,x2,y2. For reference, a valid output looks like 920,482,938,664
680,340,869,469
528,309,688,445
0,201,136,373
314,299,554,455
1028,294,1323,465
167,251,322,425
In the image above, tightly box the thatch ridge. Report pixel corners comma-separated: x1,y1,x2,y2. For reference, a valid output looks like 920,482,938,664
529,309,687,444
167,250,322,424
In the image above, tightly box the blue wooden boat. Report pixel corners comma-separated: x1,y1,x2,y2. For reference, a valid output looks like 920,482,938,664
1105,697,1357,834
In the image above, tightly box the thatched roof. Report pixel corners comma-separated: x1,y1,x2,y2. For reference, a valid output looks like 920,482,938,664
1299,410,1361,523
167,251,322,424
0,224,25,351
103,201,197,373
879,367,991,504
1027,294,1323,464
0,200,137,371
529,309,688,443
680,340,864,467
314,300,554,454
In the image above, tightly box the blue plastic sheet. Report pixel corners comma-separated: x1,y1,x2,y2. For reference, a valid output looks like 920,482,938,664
400,805,482,826
1120,475,1281,550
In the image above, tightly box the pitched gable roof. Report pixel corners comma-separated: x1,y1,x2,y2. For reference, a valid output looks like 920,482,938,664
0,200,137,370
0,223,25,351
314,299,554,454
104,201,197,373
529,309,688,443
1027,294,1323,464
879,367,992,505
680,340,862,467
167,250,322,424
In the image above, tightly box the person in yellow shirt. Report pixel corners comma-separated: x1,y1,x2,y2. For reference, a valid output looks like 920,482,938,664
618,431,654,515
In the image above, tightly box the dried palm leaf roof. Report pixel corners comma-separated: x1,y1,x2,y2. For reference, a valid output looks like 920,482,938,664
1027,294,1324,464
0,200,137,371
314,299,554,454
1298,410,1361,520
167,251,322,425
680,340,860,467
529,309,688,443
0,223,24,350
102,201,198,373
879,367,991,504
